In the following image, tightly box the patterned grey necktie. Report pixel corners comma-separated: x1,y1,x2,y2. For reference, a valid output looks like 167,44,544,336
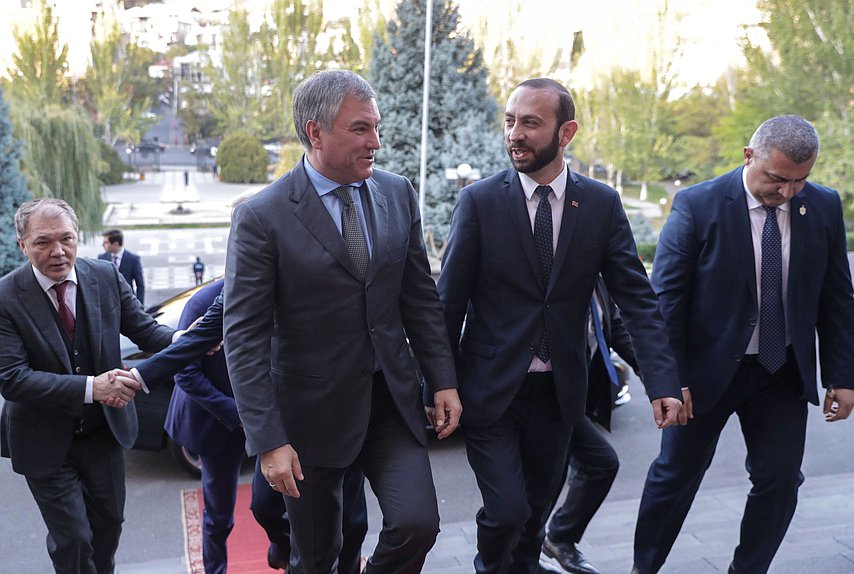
333,186,370,279
759,205,786,373
533,185,553,362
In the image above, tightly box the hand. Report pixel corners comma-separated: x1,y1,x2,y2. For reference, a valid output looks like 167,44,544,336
206,341,223,356
823,387,854,422
94,369,140,408
432,388,462,439
261,444,304,498
651,396,681,429
678,388,694,425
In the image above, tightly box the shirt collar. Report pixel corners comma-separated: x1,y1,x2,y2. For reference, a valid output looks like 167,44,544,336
303,156,365,197
518,162,568,201
742,167,790,212
32,265,78,294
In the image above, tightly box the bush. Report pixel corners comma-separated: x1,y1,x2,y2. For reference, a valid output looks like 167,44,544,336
636,243,657,263
98,141,131,185
847,232,854,252
217,131,268,183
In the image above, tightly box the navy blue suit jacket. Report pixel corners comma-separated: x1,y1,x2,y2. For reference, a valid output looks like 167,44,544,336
438,167,681,428
163,280,242,455
652,167,854,412
99,249,145,305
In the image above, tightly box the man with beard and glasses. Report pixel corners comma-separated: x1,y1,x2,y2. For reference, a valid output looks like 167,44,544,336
437,78,684,574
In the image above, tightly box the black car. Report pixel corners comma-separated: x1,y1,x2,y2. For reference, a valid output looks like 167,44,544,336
123,282,216,477
134,140,166,154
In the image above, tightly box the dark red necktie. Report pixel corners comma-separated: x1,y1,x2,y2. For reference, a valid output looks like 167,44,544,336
52,281,76,341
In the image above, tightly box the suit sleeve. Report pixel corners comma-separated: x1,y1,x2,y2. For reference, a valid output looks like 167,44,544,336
135,294,224,385
172,293,240,430
131,253,145,306
223,202,286,456
607,304,640,376
397,179,458,396
815,192,854,390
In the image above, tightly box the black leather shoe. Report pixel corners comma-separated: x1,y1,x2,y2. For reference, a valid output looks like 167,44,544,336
267,543,289,572
541,538,600,574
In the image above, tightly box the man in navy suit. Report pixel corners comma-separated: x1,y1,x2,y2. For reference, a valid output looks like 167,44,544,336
632,115,854,574
0,198,174,573
437,78,683,574
99,228,145,305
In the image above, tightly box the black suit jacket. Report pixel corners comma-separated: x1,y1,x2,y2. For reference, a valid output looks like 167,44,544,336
99,249,145,305
652,167,854,411
223,159,457,467
0,258,173,477
438,168,681,429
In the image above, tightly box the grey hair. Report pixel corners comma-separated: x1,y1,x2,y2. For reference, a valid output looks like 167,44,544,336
748,115,820,164
292,70,376,149
16,198,79,240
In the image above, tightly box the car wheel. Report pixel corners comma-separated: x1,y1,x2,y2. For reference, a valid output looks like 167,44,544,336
168,438,202,478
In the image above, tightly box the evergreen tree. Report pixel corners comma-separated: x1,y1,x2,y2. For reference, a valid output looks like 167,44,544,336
0,88,30,276
370,0,504,243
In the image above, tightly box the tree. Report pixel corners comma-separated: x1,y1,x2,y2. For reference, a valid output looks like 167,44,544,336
0,88,30,276
217,131,269,184
370,0,504,242
6,0,68,105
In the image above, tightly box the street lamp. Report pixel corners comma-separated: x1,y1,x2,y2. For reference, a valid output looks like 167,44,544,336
456,163,473,189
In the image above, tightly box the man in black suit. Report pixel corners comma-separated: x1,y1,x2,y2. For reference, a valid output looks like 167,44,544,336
632,115,854,574
99,228,145,305
540,278,640,574
223,70,462,573
0,198,175,573
437,78,684,574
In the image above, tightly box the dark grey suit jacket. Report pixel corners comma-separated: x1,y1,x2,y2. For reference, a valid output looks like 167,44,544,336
0,258,174,477
223,158,457,468
438,168,681,428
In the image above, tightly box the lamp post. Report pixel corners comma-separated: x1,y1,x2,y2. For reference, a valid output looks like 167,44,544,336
456,163,473,189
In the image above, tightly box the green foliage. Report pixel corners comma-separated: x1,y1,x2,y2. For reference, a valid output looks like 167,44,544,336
370,0,505,243
98,140,130,185
9,101,104,234
273,140,307,178
217,131,269,184
627,213,657,246
636,243,658,264
846,232,854,251
0,88,30,276
6,0,69,105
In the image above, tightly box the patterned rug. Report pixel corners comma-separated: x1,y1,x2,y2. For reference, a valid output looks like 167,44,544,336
181,483,280,573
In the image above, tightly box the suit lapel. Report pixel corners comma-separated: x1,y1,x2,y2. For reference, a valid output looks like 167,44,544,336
725,167,758,304
503,171,544,291
77,262,102,369
289,164,363,280
15,268,72,372
787,191,808,306
550,171,581,294
362,178,387,283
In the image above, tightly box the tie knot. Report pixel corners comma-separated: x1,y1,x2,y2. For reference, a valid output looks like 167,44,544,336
333,186,355,206
52,280,68,297
762,205,777,218
536,186,552,202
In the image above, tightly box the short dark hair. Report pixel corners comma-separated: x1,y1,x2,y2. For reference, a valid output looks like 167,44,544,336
516,78,575,125
102,228,124,246
748,115,820,164
15,198,79,240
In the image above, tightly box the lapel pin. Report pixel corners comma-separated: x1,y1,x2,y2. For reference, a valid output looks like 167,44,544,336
799,205,806,216
571,200,579,208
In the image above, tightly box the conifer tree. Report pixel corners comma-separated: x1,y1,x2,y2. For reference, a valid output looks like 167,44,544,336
0,88,30,277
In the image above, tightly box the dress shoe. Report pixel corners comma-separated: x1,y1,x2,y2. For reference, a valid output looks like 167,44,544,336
267,543,289,571
541,538,600,574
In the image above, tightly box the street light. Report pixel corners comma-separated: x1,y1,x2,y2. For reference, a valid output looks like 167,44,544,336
456,163,473,189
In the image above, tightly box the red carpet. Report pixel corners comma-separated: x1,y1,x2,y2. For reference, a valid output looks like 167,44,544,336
182,483,280,574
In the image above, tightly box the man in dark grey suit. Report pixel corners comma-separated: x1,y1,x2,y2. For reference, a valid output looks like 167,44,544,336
437,78,684,573
99,228,145,305
223,70,462,573
0,198,175,573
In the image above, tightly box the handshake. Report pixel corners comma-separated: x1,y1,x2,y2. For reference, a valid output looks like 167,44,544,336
94,369,141,409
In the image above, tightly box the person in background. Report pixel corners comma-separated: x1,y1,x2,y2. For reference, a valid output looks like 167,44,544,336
99,228,146,305
632,115,854,574
193,256,206,286
0,198,175,573
540,276,640,574
437,77,683,574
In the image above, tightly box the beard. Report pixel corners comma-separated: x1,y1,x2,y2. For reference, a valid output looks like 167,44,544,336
506,127,561,174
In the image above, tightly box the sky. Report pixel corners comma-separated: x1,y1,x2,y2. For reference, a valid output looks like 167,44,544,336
1,0,765,90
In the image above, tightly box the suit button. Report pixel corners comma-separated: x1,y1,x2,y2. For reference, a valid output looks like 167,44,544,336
366,284,372,292
545,303,551,309
73,350,79,356
529,346,535,351
749,317,757,326
75,367,81,373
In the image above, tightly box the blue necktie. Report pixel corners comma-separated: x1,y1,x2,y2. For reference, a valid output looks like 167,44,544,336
590,297,619,386
533,185,553,363
759,205,786,373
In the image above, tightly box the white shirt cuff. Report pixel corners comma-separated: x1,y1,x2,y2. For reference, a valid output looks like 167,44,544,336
130,367,150,394
85,376,94,403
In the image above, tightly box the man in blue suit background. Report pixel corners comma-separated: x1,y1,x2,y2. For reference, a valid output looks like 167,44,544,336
632,115,854,574
99,228,145,305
